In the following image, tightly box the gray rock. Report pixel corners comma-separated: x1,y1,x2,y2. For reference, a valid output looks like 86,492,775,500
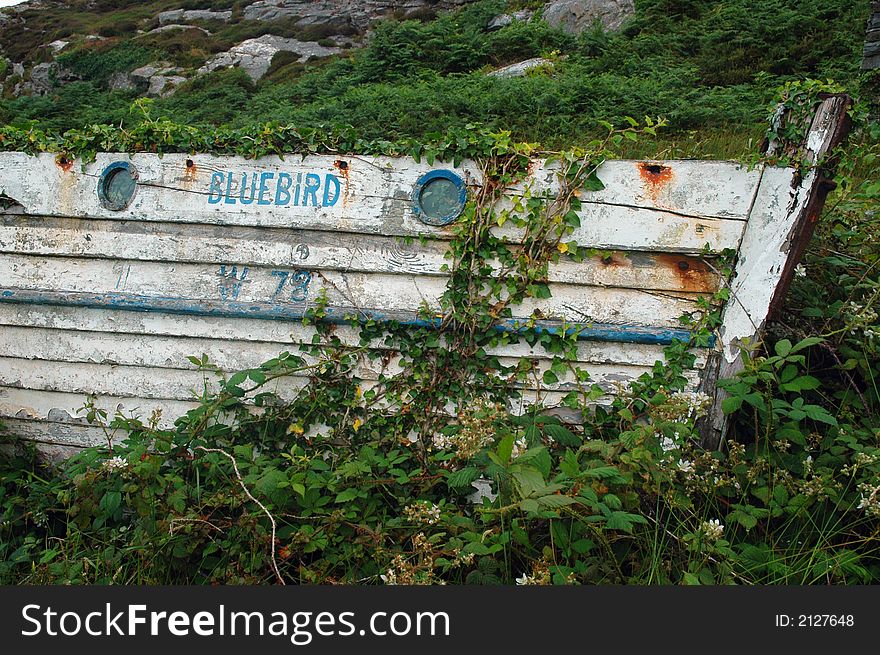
486,9,533,31
107,71,135,91
149,75,186,97
198,35,341,81
12,62,25,77
157,9,233,25
21,61,79,95
47,39,68,53
488,57,553,78
147,24,211,36
542,0,635,34
242,1,472,31
128,63,187,97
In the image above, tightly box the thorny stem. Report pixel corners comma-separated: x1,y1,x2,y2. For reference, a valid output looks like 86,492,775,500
194,446,285,585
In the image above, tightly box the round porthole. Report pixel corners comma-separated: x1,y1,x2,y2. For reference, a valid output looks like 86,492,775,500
97,161,138,211
412,170,467,226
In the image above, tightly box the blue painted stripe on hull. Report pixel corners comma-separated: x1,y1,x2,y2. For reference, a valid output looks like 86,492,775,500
0,288,712,347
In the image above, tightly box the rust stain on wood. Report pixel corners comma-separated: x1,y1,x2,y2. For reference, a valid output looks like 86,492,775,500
654,253,718,294
637,162,674,204
333,159,351,207
55,156,73,173
183,159,197,183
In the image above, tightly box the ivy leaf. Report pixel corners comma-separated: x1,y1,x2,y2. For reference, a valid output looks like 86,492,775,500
582,172,605,192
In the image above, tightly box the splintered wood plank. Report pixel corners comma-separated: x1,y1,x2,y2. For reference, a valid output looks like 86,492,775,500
0,304,708,368
0,253,706,328
0,152,749,253
0,216,721,294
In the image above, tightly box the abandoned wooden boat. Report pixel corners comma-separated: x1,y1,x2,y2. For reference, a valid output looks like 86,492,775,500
0,95,851,457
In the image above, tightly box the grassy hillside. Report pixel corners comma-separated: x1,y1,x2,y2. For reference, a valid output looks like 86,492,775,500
0,0,872,155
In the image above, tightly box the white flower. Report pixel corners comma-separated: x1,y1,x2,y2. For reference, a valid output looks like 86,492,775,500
511,437,528,459
660,436,676,452
403,502,441,524
515,573,532,585
794,264,807,277
677,459,695,474
701,519,724,541
101,455,128,472
667,391,712,420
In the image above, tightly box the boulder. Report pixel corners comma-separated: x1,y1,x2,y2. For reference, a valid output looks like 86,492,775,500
242,1,473,31
542,0,635,34
47,39,68,53
157,9,232,25
198,35,341,81
488,57,553,78
147,24,212,36
130,63,186,97
486,9,533,31
107,71,135,91
20,61,79,95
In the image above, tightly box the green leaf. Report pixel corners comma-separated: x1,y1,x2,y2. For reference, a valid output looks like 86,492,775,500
789,336,823,353
512,467,546,497
446,467,481,489
496,434,515,463
544,423,581,447
774,339,792,357
605,511,647,532
802,404,838,426
537,494,578,508
729,508,758,531
519,498,541,513
582,172,605,192
780,375,821,392
722,396,743,414
227,371,248,387
99,490,121,515
334,488,359,503
683,572,701,585
582,465,625,482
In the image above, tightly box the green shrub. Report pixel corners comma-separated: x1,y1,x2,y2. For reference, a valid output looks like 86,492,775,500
57,42,157,87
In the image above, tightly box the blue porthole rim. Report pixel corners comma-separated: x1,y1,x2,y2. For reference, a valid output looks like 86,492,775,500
97,160,139,211
411,169,468,226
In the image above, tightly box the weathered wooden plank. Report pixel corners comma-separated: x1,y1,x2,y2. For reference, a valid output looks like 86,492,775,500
0,215,721,294
703,94,852,447
0,386,198,428
715,166,801,363
0,253,707,328
0,385,608,438
1,417,118,449
534,159,762,220
0,152,748,253
0,152,760,220
0,304,706,368
0,354,699,402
